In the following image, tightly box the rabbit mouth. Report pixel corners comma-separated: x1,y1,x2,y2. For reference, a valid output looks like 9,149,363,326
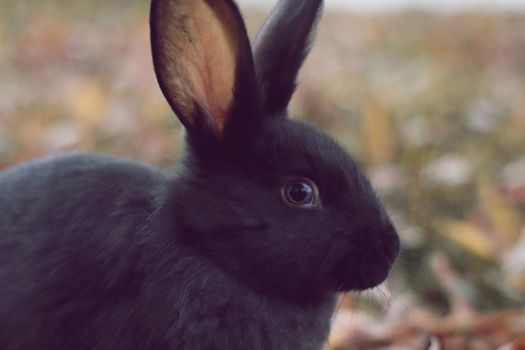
351,263,392,291
332,252,395,292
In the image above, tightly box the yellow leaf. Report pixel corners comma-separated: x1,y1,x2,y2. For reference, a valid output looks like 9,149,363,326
439,219,495,259
505,272,525,294
362,98,396,165
479,181,523,248
68,78,107,127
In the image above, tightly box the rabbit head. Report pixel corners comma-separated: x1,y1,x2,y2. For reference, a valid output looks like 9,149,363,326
150,0,400,300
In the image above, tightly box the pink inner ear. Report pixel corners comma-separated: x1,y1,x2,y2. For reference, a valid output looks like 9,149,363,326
153,0,241,136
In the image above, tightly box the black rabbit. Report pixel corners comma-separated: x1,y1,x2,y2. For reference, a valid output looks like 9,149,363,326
0,0,400,349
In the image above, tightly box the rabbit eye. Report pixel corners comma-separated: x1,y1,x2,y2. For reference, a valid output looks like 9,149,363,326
281,178,320,208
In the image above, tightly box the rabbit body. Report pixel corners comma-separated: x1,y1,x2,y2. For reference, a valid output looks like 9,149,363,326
0,152,334,350
0,0,400,349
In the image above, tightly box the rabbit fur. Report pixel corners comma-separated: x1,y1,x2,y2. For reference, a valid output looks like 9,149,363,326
0,0,400,349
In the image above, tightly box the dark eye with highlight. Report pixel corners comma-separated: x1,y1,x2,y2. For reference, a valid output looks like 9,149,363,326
281,178,320,208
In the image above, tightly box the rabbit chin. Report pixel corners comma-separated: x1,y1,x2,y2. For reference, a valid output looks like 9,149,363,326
332,260,393,292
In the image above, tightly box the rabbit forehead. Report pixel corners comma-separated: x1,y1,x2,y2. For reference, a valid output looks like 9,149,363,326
254,118,363,185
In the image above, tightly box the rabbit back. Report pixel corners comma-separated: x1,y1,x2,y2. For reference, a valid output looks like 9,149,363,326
0,153,164,348
0,152,164,238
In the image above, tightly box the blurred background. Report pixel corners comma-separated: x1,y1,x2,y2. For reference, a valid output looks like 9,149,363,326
1,0,524,348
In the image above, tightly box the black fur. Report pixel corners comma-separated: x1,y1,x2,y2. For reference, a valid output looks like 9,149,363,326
0,0,399,349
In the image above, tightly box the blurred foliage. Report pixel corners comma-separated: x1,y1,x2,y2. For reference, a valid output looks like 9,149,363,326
1,2,524,349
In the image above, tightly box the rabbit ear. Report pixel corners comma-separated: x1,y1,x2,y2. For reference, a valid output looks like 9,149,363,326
150,0,259,139
253,0,323,114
